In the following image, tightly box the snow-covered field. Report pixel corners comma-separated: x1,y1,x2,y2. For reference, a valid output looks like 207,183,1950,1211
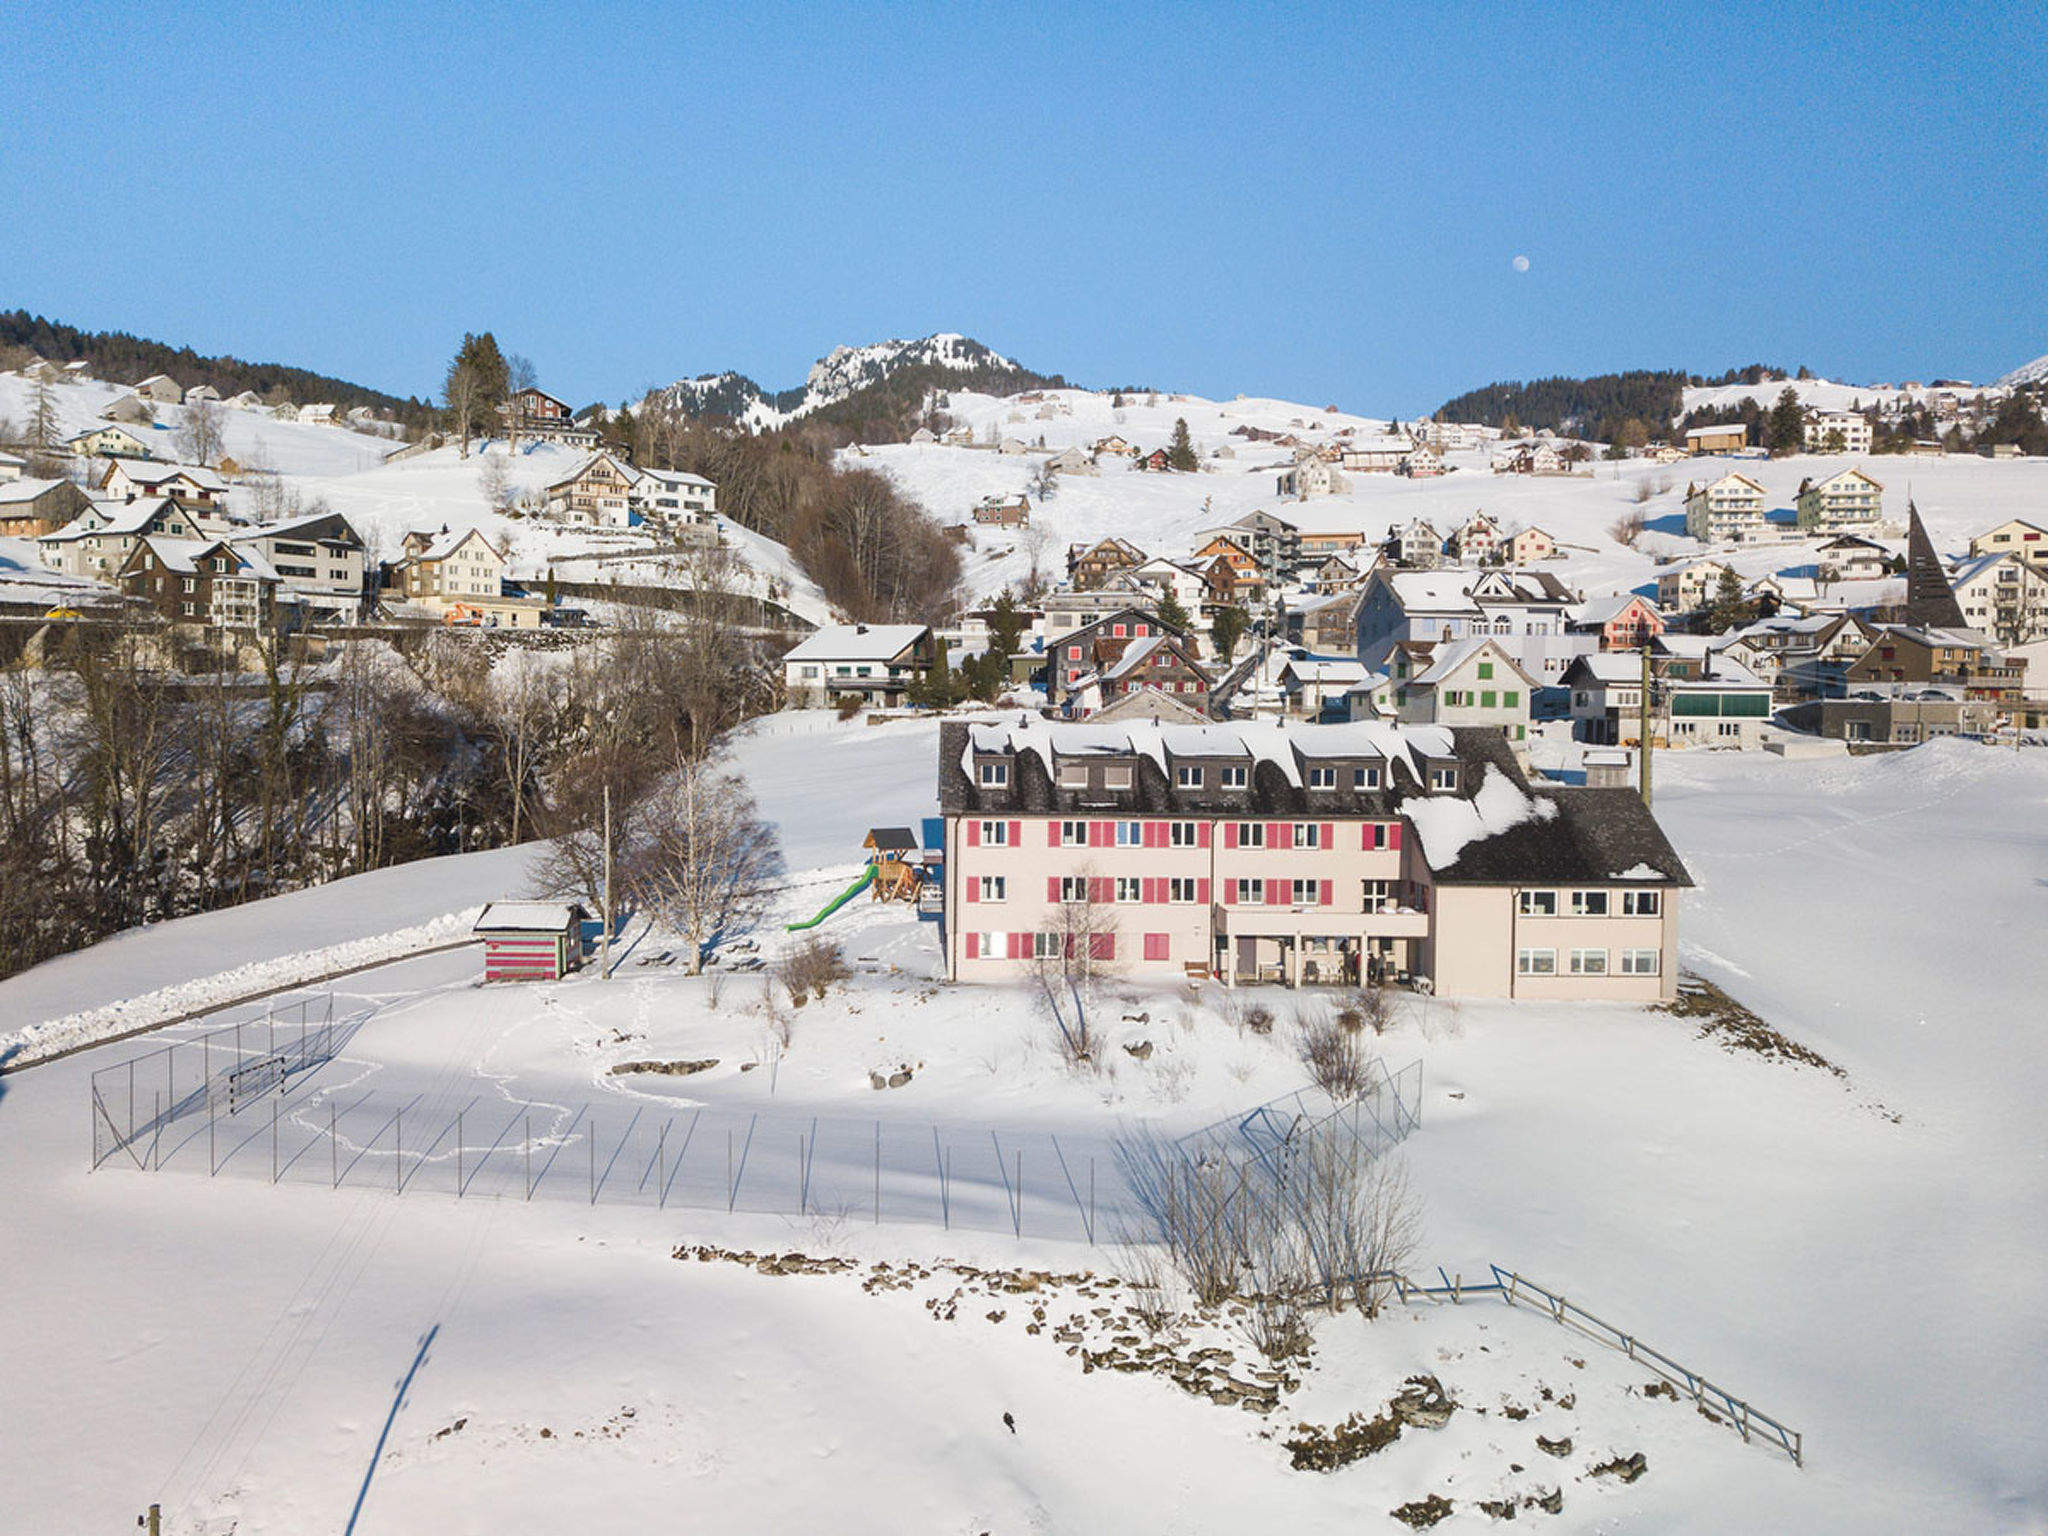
2,711,2043,1533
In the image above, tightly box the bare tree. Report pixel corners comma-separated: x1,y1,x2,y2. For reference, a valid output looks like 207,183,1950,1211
477,448,514,513
177,397,225,466
623,754,783,972
505,354,538,452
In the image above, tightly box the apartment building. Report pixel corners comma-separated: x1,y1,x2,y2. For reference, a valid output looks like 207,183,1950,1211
938,720,1688,1000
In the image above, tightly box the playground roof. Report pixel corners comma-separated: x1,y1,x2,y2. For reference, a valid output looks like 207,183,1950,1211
864,827,918,853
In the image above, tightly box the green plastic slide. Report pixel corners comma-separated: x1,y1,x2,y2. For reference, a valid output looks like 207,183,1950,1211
785,864,876,930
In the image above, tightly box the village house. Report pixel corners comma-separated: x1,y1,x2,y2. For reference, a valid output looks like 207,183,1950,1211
1354,565,1588,687
67,424,152,460
1066,630,1213,719
998,437,1031,456
1785,691,2001,745
545,451,639,528
1793,467,1885,532
186,384,220,404
1196,510,1302,584
1448,513,1501,563
133,374,183,404
1655,558,1734,614
1719,613,1879,699
938,719,1689,998
1490,441,1570,476
1505,526,1558,564
300,403,337,425
1391,518,1443,569
1393,637,1536,743
1297,529,1372,561
1969,518,2048,570
1041,581,1157,641
1948,552,2048,646
1685,423,1749,455
1276,655,1376,721
0,448,25,481
1045,607,1196,713
1194,536,1266,607
1067,537,1148,591
908,426,937,445
1275,453,1342,500
1291,587,1364,655
99,459,230,510
972,493,1031,527
629,466,718,534
1122,558,1210,618
1569,593,1665,651
1561,651,1772,749
1803,411,1874,455
225,389,263,410
1844,625,2020,698
1683,472,1770,543
1092,435,1132,457
781,623,934,709
38,497,215,579
0,477,92,539
117,535,278,629
99,394,154,426
1045,445,1098,476
390,527,507,612
1398,443,1446,478
1303,554,1362,593
1338,436,1411,474
228,510,367,620
1813,533,1893,581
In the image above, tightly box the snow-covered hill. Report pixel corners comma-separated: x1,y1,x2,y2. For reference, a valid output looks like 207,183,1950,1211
1993,350,2048,389
653,332,1028,430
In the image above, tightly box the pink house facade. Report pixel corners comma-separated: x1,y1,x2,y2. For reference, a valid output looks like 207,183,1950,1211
939,720,1688,1000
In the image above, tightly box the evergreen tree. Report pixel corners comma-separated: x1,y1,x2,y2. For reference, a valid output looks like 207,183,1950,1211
1766,386,1805,456
1155,586,1192,634
986,590,1025,658
1211,604,1247,663
444,331,510,459
1705,566,1751,632
1167,417,1199,472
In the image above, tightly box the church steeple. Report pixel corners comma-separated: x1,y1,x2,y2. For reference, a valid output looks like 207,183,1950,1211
1902,500,1966,630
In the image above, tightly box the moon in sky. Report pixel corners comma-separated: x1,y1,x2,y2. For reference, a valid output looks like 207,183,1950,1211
1512,255,1531,273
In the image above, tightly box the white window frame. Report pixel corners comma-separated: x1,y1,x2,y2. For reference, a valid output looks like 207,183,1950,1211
1570,948,1609,975
1621,890,1661,917
979,820,1008,846
1031,931,1063,959
1570,889,1609,916
1430,765,1459,791
1518,890,1558,916
1114,877,1143,904
1058,763,1088,788
1115,821,1142,847
1220,766,1248,789
977,876,1006,903
1176,765,1203,788
1353,764,1381,790
1292,823,1319,848
1237,878,1265,905
978,761,1008,787
1307,766,1335,789
1168,821,1198,848
1236,822,1265,848
1058,876,1088,903
1169,876,1198,903
1060,820,1087,847
1291,878,1317,905
1104,765,1134,790
1620,948,1661,976
1516,948,1557,976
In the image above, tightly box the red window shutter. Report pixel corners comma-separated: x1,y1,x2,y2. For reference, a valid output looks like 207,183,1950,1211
1090,932,1115,962
1226,881,1238,905
1319,879,1333,907
1090,876,1112,905
1136,624,1149,638
1198,823,1211,849
965,880,978,903
1090,821,1109,847
1144,933,1169,961
1008,932,1024,959
1197,878,1211,904
1321,822,1335,849
1224,823,1238,849
965,932,979,959
1267,881,1287,906
1009,821,1020,847
1270,822,1287,846
966,820,979,847
1048,877,1061,902
1049,820,1060,846
1390,822,1403,851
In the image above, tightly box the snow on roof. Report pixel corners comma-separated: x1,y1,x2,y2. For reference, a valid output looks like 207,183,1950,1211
473,901,582,933
962,718,1448,790
1401,764,1556,871
1568,653,1644,686
108,461,229,493
134,537,279,580
635,466,715,490
1384,570,1483,613
232,509,359,542
784,623,928,663
1572,593,1650,626
1279,657,1369,686
1411,636,1532,688
0,477,71,505
1686,422,1747,437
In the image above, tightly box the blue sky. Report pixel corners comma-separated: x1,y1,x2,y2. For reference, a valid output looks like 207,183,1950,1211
3,2,2043,415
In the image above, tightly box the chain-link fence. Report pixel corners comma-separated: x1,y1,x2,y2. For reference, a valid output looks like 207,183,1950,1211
90,1024,1422,1245
89,996,342,1172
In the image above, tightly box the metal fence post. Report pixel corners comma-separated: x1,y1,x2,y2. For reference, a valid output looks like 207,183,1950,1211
525,1115,532,1201
457,1110,464,1197
331,1101,338,1190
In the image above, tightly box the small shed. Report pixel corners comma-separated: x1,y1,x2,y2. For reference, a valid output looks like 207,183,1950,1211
863,827,921,901
474,900,587,981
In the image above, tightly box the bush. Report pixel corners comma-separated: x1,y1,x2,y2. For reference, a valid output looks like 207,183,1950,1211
778,934,849,1006
1243,1004,1275,1036
1610,509,1647,546
835,694,862,720
1297,1006,1368,1099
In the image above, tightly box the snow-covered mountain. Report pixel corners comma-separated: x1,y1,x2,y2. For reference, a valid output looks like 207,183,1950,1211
652,333,1039,429
1993,351,2048,389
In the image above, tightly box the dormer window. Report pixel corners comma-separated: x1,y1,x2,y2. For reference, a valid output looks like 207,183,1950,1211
1353,765,1381,790
977,760,1009,787
1430,765,1459,791
1176,765,1202,788
1220,766,1247,789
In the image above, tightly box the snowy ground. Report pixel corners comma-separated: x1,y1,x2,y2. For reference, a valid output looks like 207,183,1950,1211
2,712,2044,1533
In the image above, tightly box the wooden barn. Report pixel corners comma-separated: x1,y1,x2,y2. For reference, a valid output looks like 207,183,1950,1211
474,901,587,981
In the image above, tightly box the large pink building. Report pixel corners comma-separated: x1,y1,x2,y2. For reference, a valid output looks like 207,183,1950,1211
938,720,1688,1000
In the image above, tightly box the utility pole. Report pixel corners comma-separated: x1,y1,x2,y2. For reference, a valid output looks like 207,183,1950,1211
600,783,614,980
141,1503,160,1535
1638,643,1654,807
